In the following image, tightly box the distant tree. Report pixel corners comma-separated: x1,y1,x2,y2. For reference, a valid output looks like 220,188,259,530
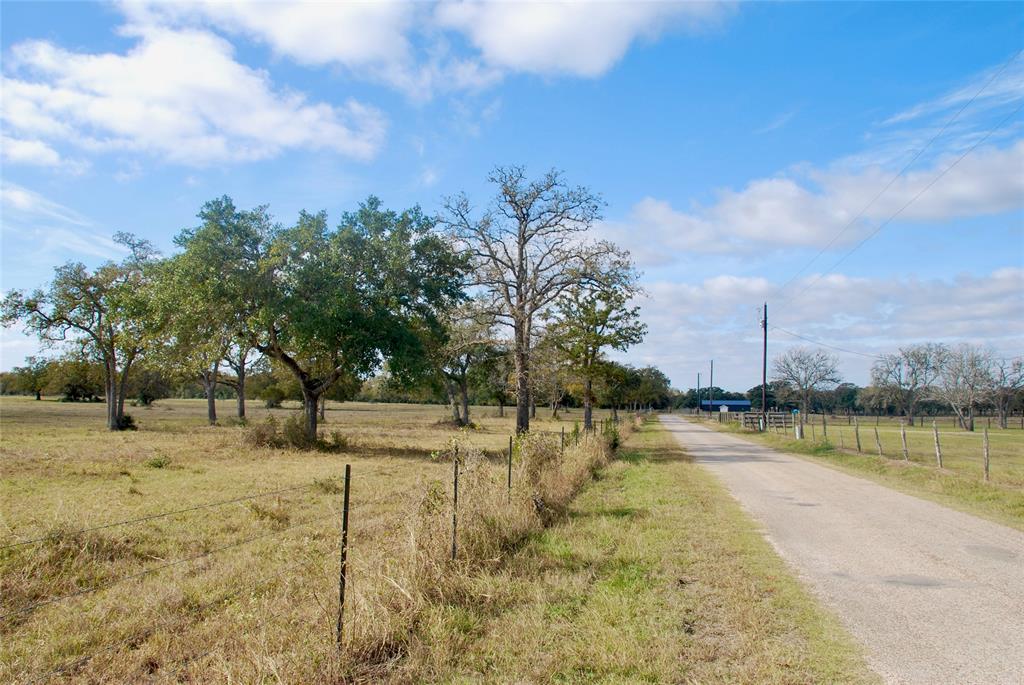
990,357,1024,429
444,166,611,433
43,356,104,402
10,356,49,400
471,345,514,417
428,300,493,426
831,383,860,416
529,332,571,419
547,260,645,429
871,344,945,424
932,344,993,431
1,234,157,430
771,347,841,424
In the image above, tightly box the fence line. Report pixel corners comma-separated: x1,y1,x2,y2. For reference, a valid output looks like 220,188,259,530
13,420,632,683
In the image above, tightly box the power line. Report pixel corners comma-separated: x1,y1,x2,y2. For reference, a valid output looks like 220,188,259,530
770,325,882,359
785,101,1024,305
774,49,1022,301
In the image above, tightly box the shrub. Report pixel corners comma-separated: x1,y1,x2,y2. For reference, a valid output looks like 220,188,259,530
143,455,170,469
262,386,286,409
116,414,137,431
281,414,315,450
246,499,290,526
329,430,350,451
244,417,279,448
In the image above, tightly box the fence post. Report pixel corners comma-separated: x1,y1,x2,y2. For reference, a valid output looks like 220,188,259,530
822,414,827,440
933,421,943,468
507,435,513,502
451,445,459,561
811,422,816,442
983,427,990,482
854,417,862,452
336,464,351,648
839,429,845,449
900,422,909,461
874,427,883,457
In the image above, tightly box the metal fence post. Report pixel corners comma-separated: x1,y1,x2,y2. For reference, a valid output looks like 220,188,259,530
874,427,883,457
933,421,943,468
451,445,459,561
854,417,862,453
336,464,351,648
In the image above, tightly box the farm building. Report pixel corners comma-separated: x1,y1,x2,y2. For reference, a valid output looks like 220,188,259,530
700,399,752,412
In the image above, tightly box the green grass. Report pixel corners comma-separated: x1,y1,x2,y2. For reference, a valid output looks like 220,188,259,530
425,420,877,684
707,418,1024,531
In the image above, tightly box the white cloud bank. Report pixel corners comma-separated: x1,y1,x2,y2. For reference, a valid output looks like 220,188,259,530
1,25,387,167
625,268,1024,389
601,140,1024,264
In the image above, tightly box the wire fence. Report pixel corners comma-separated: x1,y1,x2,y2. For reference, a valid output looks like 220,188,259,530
4,419,625,684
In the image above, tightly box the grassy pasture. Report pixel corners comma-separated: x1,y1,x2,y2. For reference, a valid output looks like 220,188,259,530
0,397,611,683
705,416,1024,530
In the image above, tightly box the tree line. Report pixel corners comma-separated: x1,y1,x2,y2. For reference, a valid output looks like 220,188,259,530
758,344,1022,430
2,167,666,439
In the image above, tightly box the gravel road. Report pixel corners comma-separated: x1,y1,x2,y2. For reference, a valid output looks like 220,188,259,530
660,416,1024,685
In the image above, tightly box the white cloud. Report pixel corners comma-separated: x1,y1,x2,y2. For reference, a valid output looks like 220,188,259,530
1,26,387,166
884,54,1024,126
0,135,88,173
601,140,1024,264
626,268,1024,389
1,182,129,263
1,182,90,226
435,1,729,78
118,1,728,99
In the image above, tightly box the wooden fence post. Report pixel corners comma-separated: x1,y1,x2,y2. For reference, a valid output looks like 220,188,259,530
854,417,862,453
983,427,990,482
507,435,513,502
900,422,909,461
933,421,943,468
822,414,827,440
839,429,845,449
874,427,883,457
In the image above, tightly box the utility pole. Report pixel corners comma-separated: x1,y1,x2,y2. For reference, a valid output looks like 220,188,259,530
696,372,701,417
761,302,768,427
709,360,714,418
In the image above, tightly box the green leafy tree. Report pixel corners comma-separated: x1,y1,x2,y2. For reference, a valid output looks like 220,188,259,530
547,265,646,430
2,234,157,430
176,196,465,442
10,356,49,400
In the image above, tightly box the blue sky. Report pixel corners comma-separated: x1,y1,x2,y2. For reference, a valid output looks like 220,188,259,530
2,1,1022,390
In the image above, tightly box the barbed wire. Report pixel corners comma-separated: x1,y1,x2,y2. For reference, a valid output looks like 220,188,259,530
0,482,318,551
21,550,334,685
3,510,338,622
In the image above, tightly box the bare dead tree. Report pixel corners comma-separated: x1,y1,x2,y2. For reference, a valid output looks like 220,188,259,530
771,347,841,425
991,357,1024,429
931,343,993,431
443,166,607,433
870,343,945,425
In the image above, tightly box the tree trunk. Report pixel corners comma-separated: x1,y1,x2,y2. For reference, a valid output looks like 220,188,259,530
583,378,593,431
302,388,319,442
514,343,530,434
498,399,504,418
551,401,559,419
236,365,246,419
105,359,117,430
200,371,218,425
34,390,41,401
530,396,536,419
967,406,975,432
115,357,132,430
319,395,326,422
444,378,461,424
459,378,470,426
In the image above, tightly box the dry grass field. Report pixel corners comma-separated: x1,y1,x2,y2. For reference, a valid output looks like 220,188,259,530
0,397,613,683
1,398,875,684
